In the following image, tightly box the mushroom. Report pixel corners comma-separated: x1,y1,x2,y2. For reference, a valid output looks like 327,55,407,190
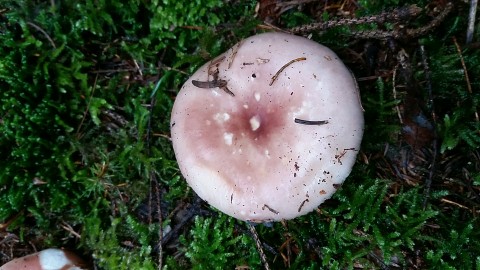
0,248,87,270
171,32,364,222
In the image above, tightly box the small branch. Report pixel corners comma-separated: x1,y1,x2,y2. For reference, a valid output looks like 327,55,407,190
392,67,403,124
262,204,279,215
133,59,143,77
192,79,226,89
26,22,56,48
279,220,292,268
419,45,438,209
76,74,98,138
276,0,318,8
440,198,471,211
294,118,328,125
289,4,422,33
247,222,271,270
467,0,478,44
90,66,188,75
152,133,172,141
146,91,163,269
60,221,81,239
257,22,292,34
270,57,306,86
0,211,23,231
154,173,163,269
452,36,479,123
228,42,242,69
405,2,453,38
350,3,452,40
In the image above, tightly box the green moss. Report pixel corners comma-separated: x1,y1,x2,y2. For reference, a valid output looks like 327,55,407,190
175,215,261,269
1,0,479,269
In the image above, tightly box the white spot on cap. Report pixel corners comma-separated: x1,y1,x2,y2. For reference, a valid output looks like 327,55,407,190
254,92,261,101
214,112,231,123
256,58,270,64
224,132,233,145
39,249,76,269
243,104,249,109
249,115,261,131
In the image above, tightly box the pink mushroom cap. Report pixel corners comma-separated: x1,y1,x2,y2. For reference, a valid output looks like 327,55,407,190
0,248,86,270
171,32,364,222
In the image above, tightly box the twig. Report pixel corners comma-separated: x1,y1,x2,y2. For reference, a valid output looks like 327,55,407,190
356,73,393,81
289,4,422,33
146,91,163,269
207,55,226,79
262,204,279,215
350,2,453,40
269,57,306,86
147,60,164,268
153,173,163,269
247,222,271,270
452,36,479,122
60,221,81,239
392,67,403,124
0,233,18,246
467,0,478,44
192,79,227,89
279,220,292,268
133,59,143,77
26,22,56,48
440,198,470,211
152,133,172,141
276,0,318,7
368,251,391,270
228,42,242,69
157,196,209,249
294,118,328,125
76,74,98,138
0,211,23,231
159,206,195,247
90,66,188,75
420,45,438,209
405,2,453,38
257,22,292,34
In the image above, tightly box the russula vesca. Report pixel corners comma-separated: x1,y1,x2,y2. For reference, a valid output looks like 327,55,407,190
0,248,86,270
171,32,364,222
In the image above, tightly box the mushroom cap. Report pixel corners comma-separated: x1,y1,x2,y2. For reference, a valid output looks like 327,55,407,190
0,248,86,270
171,32,364,222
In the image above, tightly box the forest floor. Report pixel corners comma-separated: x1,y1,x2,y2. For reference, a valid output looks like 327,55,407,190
1,0,480,269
